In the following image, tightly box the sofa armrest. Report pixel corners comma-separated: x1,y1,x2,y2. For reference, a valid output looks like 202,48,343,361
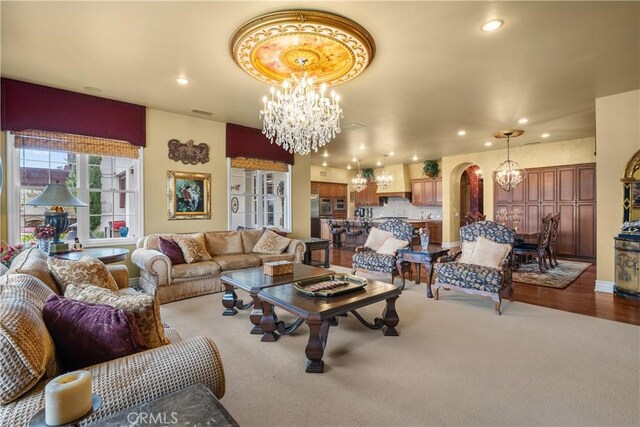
131,248,171,287
439,249,462,263
354,246,369,253
287,239,306,263
0,337,225,426
107,264,129,289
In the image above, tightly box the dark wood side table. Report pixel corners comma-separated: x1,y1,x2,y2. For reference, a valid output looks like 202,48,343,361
301,237,331,268
52,247,130,264
396,246,449,297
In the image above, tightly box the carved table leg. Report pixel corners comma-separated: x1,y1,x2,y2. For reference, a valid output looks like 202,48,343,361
222,283,238,316
396,259,407,290
425,263,434,298
381,296,400,336
324,244,330,268
260,302,279,342
415,263,421,285
305,319,330,373
249,295,264,335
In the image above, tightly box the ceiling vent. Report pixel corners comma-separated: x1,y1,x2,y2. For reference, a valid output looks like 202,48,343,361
342,123,366,130
191,109,214,116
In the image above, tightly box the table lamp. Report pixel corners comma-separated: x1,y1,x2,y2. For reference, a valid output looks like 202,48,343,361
25,182,88,254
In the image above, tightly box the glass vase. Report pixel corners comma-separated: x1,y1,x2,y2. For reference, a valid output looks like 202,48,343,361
38,239,51,254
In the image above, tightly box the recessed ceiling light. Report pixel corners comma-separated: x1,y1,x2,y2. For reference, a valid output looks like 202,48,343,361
323,152,329,158
176,77,190,85
322,161,327,167
376,160,382,166
541,133,550,138
389,151,394,156
457,130,466,136
412,154,418,161
518,118,528,124
351,157,357,162
481,19,503,32
360,144,366,150
347,165,352,170
484,141,493,147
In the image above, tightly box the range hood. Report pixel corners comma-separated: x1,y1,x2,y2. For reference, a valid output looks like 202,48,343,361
375,163,412,198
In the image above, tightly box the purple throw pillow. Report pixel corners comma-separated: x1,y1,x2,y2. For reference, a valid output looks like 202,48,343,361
43,295,146,371
158,237,185,265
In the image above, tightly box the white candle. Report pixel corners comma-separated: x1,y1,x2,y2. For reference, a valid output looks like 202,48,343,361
44,370,93,426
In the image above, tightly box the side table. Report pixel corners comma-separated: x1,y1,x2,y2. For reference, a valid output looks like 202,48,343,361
52,247,129,264
301,237,331,268
396,247,449,297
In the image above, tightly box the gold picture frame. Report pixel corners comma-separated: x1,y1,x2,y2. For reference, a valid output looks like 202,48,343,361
167,171,211,220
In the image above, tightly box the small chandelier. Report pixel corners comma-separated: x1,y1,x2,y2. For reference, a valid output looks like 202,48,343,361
351,160,368,193
493,130,526,191
260,73,343,155
376,155,393,191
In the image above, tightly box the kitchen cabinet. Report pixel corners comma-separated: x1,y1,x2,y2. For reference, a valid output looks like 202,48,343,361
411,178,442,206
493,163,595,259
355,182,381,207
426,221,442,244
311,182,348,200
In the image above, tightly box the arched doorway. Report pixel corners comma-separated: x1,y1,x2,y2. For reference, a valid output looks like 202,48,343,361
459,165,484,227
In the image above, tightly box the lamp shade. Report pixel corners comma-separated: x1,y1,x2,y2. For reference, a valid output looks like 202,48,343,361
25,183,88,207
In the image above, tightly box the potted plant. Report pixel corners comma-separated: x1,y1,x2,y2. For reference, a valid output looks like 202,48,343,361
422,160,439,178
361,168,375,182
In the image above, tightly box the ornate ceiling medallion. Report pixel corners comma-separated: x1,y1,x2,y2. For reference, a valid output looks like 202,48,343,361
230,10,376,86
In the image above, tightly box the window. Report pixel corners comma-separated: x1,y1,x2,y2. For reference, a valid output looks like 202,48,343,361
6,133,143,246
228,161,290,231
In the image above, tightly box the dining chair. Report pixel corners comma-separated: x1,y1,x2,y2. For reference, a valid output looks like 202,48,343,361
546,213,561,268
513,214,553,272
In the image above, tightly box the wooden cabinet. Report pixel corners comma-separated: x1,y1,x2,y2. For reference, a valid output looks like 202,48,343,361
411,178,442,206
355,182,381,207
614,238,640,300
426,221,442,244
311,182,348,200
493,163,595,259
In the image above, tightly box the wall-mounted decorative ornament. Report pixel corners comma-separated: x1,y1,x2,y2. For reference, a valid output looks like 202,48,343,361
168,139,210,164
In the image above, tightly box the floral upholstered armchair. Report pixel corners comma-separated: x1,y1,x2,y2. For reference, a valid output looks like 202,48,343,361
352,219,414,284
433,221,515,315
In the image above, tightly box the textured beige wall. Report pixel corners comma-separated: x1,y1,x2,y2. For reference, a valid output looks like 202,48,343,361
291,154,311,238
595,90,640,283
372,163,411,193
441,137,597,243
0,133,6,242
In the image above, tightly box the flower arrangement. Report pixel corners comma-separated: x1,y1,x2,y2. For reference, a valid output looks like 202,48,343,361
1,242,26,268
35,224,55,240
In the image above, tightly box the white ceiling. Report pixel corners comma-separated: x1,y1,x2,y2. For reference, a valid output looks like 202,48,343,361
2,1,638,168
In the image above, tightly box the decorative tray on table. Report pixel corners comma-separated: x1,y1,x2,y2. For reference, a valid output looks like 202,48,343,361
293,274,367,297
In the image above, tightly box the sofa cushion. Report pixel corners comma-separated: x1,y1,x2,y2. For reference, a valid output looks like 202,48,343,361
0,273,55,308
468,236,511,268
376,237,409,255
459,240,477,264
171,261,221,279
48,256,119,294
8,248,60,294
0,281,58,404
213,254,261,271
43,295,146,371
433,262,504,293
65,284,169,349
144,232,201,251
352,250,397,274
172,234,213,264
364,227,395,251
253,253,296,264
158,237,186,265
241,229,265,253
253,230,291,254
204,231,243,256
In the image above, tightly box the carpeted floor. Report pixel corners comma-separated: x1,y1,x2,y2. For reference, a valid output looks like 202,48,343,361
160,267,639,427
512,260,591,289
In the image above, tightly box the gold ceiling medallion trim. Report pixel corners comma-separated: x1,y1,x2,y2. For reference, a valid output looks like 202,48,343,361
494,130,525,139
230,10,376,86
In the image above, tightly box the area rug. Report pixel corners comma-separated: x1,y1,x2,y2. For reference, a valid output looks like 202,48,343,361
512,260,591,289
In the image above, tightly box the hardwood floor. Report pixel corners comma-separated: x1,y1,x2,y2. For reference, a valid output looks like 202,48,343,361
312,247,640,326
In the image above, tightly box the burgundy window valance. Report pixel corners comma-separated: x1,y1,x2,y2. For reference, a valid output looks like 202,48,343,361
226,123,294,165
1,78,146,147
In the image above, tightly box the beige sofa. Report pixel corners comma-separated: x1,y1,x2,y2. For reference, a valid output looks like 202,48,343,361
0,249,225,426
132,229,306,304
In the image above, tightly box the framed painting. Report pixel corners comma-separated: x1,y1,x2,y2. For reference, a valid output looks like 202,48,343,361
633,181,640,208
167,171,211,220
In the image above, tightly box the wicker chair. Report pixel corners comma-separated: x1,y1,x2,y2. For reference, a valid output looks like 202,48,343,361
433,221,515,315
352,219,414,284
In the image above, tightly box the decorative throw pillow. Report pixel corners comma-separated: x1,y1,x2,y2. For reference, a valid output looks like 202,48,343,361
253,229,292,254
158,237,185,265
0,273,55,308
172,234,213,264
0,284,58,404
458,240,477,264
8,247,60,294
468,236,511,268
65,284,169,349
43,295,145,371
376,237,409,255
48,256,119,294
364,227,395,251
262,227,288,237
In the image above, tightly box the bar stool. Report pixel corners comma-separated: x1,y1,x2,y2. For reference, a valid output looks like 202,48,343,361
344,220,364,248
327,220,345,248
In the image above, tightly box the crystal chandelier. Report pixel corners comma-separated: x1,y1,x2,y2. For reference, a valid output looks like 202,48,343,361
351,160,368,192
493,130,526,191
260,73,343,155
376,155,393,191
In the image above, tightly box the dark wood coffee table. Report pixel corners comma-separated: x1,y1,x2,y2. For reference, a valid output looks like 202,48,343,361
301,237,331,268
220,264,333,334
258,279,401,373
396,246,449,297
